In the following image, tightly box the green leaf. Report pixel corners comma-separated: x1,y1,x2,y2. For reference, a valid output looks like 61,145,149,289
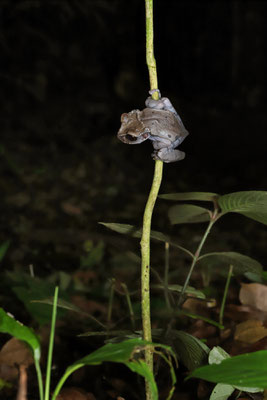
171,331,209,371
74,338,172,365
100,222,194,258
152,284,206,299
0,308,40,361
198,252,263,277
208,347,263,393
218,191,267,225
159,192,218,201
209,383,235,400
188,350,267,388
152,329,209,371
181,311,224,329
60,339,175,400
7,273,67,325
80,241,104,268
0,241,10,262
99,222,170,242
35,298,106,329
125,360,158,400
168,204,210,224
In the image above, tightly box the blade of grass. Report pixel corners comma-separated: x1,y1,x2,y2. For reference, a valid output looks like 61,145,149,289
44,286,58,400
219,265,233,326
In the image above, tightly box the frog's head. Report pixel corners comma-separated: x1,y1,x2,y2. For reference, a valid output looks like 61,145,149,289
117,110,150,144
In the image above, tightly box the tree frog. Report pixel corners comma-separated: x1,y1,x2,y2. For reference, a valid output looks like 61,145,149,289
117,91,189,163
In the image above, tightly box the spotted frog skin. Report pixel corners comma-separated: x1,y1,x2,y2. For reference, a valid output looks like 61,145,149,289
117,92,189,163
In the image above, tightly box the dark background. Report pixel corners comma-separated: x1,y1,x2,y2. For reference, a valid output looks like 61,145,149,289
1,0,267,271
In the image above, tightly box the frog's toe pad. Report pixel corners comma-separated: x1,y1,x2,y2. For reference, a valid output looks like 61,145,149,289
151,148,186,163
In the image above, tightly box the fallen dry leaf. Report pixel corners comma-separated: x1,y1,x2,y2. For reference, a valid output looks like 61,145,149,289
225,303,267,322
235,319,267,343
71,295,107,316
61,201,82,216
239,283,267,312
56,387,96,400
182,298,210,315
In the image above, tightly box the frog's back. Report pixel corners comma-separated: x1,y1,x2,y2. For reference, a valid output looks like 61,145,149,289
141,108,188,139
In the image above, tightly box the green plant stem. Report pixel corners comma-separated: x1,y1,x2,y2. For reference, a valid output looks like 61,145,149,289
164,242,171,310
145,0,158,94
107,278,115,325
140,160,163,363
219,264,233,326
121,282,136,330
142,1,162,398
44,286,58,400
35,359,44,400
178,220,215,307
52,364,82,400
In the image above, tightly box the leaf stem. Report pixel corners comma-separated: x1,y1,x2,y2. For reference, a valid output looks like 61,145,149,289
178,220,215,307
121,282,136,330
52,364,82,400
219,264,233,326
107,278,115,325
44,286,58,400
164,242,171,310
34,359,44,400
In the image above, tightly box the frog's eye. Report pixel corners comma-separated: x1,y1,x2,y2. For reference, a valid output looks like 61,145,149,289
121,113,128,122
125,135,138,142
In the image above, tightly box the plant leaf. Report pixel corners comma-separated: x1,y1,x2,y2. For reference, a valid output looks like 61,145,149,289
152,284,206,299
152,329,209,371
74,338,173,365
159,192,218,201
209,383,235,400
0,308,40,361
218,191,267,225
187,350,267,388
171,331,209,371
168,204,210,224
0,241,10,262
209,346,230,364
63,339,175,400
125,360,158,400
198,252,263,277
34,298,106,329
99,222,170,242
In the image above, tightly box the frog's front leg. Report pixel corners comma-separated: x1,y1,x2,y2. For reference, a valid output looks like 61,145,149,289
152,148,186,163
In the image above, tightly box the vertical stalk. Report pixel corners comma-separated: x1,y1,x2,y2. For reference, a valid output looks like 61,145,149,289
121,282,136,330
141,2,162,399
107,278,115,325
219,264,233,326
164,242,171,310
145,0,158,95
178,220,215,307
44,286,58,400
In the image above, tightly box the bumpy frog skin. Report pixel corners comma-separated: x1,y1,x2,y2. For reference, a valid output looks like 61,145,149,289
117,92,189,163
